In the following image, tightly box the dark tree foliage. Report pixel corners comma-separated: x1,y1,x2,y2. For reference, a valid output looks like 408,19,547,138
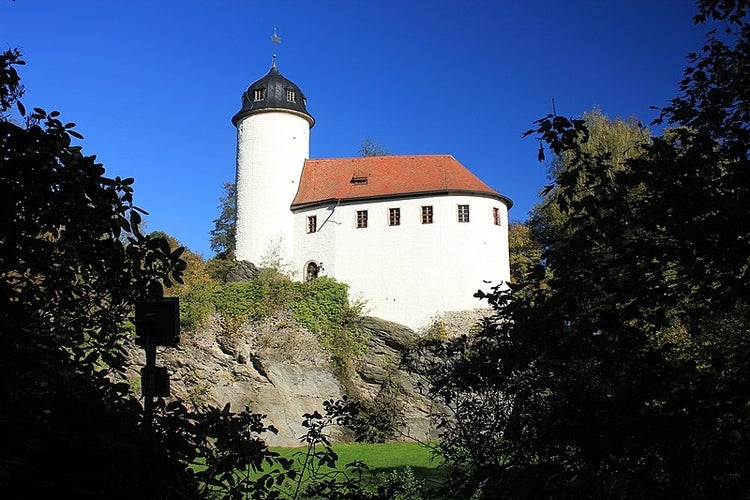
0,48,185,497
210,181,236,260
411,2,750,498
0,50,294,498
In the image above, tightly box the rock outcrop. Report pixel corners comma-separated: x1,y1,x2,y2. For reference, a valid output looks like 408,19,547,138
127,310,477,447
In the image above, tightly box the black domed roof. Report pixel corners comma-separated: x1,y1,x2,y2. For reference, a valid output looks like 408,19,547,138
231,60,314,127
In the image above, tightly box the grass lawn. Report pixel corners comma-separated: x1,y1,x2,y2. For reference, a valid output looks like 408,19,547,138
272,440,446,491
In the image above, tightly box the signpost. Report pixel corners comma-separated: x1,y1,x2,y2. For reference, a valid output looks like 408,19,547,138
134,297,180,417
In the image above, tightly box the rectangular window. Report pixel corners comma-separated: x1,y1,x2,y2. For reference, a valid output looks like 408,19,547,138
307,215,317,233
458,204,470,223
421,205,433,224
493,207,501,226
253,89,264,101
388,208,401,226
286,89,296,102
356,210,368,228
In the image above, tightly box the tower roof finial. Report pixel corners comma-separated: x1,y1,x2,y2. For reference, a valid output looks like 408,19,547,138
270,28,282,70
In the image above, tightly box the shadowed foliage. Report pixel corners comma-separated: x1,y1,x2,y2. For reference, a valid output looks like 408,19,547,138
410,2,750,498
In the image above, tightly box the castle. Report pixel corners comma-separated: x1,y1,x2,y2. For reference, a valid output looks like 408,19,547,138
232,58,512,330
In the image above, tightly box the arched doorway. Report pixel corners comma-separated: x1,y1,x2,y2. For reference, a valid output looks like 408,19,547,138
305,261,319,282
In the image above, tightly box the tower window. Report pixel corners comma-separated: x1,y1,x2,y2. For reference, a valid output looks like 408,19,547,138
493,207,501,226
253,89,264,101
286,89,296,102
356,210,368,228
389,208,401,226
458,204,470,223
421,206,433,224
307,215,317,233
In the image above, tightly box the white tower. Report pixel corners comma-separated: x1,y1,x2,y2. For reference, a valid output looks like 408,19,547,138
232,57,314,266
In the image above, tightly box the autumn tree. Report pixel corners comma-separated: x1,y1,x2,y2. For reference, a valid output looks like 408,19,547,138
528,107,650,264
507,221,543,286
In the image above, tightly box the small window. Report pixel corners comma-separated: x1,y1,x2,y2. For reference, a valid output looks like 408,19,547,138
356,210,368,228
421,206,433,224
458,205,470,223
307,215,317,233
350,175,368,185
253,89,265,101
389,208,401,226
286,89,296,102
493,207,501,226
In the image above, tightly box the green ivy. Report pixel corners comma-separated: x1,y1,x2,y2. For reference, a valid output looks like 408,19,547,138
212,276,294,322
288,276,350,333
210,275,367,376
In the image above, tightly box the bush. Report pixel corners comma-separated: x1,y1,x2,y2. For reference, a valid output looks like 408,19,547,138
212,276,294,324
348,379,405,443
289,276,351,333
205,256,235,282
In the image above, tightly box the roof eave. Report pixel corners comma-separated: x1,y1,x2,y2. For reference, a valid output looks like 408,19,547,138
232,107,315,127
291,189,513,212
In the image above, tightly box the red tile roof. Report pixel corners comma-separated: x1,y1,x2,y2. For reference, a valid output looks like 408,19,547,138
292,155,512,208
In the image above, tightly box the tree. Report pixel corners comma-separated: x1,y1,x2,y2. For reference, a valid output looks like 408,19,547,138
415,2,750,497
507,221,543,286
0,48,190,496
359,137,390,156
210,181,236,260
0,50,294,498
528,107,650,266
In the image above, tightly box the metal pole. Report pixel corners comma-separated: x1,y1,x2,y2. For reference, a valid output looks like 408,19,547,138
144,339,156,421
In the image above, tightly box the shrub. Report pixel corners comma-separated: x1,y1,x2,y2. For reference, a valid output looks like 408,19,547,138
373,466,429,500
205,256,235,282
212,274,291,321
348,379,405,443
422,319,448,341
289,276,351,333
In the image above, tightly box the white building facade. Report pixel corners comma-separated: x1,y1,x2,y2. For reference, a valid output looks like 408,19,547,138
233,61,512,330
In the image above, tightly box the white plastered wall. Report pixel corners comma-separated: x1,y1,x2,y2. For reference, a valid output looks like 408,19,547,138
235,111,310,267
292,204,337,278
293,194,510,330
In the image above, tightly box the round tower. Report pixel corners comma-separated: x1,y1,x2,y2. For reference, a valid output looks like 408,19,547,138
232,57,314,267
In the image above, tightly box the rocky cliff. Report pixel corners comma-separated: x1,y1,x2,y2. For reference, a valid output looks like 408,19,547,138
126,309,485,447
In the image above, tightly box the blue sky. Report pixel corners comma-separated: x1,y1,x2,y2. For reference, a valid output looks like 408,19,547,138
1,1,708,257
